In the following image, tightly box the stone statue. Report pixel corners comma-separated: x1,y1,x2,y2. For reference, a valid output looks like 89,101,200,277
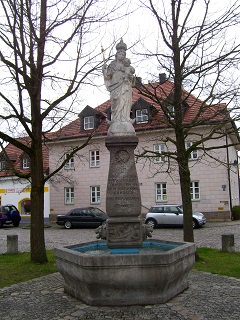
102,39,136,135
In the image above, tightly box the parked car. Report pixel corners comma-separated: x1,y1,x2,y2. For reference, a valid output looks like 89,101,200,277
0,204,21,227
145,204,206,229
56,207,108,229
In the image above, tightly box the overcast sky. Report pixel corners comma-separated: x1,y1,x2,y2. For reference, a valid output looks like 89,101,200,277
83,0,239,109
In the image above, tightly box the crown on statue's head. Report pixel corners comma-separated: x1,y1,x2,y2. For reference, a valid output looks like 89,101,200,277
116,38,127,51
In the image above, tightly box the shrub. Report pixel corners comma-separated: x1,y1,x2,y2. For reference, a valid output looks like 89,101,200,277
232,205,240,220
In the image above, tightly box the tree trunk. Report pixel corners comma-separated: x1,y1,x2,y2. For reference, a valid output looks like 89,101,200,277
30,143,48,263
178,154,194,243
172,23,195,243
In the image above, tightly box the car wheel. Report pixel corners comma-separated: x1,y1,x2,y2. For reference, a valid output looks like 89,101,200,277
193,219,198,229
13,222,20,227
64,221,72,229
146,219,157,229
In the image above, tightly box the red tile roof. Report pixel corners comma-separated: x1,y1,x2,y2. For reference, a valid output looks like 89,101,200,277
0,137,49,177
0,81,234,178
50,81,229,141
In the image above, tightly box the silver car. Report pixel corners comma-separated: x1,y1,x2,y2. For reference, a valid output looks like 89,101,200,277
145,205,206,229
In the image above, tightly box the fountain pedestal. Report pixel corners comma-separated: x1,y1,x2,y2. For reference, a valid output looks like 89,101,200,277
105,135,142,248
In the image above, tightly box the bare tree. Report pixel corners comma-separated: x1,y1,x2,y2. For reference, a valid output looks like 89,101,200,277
136,0,240,243
0,0,125,262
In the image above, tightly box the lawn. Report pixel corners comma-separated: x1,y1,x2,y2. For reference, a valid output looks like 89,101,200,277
0,250,57,288
0,247,240,288
193,247,240,279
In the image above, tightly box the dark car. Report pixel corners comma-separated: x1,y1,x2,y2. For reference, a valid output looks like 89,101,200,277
56,207,108,229
0,204,21,227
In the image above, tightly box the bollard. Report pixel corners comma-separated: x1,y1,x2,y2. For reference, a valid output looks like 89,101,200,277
222,234,235,253
7,234,18,254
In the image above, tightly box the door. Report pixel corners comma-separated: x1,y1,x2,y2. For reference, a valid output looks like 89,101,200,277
162,206,183,226
69,209,85,226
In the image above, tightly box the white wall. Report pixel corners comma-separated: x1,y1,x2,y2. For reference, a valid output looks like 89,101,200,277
0,177,50,217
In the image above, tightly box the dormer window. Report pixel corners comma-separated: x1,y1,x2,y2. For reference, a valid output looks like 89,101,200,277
0,159,6,171
79,105,105,132
166,105,175,120
22,157,30,169
136,109,148,123
84,116,94,130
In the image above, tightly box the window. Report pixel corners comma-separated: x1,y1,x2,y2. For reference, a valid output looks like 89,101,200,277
22,157,30,169
163,205,180,214
90,150,100,168
185,142,198,160
84,116,94,130
166,105,175,119
64,153,74,169
190,181,200,200
136,109,148,123
70,209,83,216
91,186,100,204
0,160,6,171
153,144,166,162
64,187,74,204
156,183,167,201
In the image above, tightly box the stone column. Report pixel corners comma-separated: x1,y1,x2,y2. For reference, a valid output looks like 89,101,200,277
222,234,235,253
7,234,18,254
105,135,142,248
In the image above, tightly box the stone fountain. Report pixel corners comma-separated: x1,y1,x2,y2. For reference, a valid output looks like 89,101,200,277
54,39,196,306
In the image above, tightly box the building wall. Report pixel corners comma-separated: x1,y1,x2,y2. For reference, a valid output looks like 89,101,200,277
48,127,239,222
0,177,50,217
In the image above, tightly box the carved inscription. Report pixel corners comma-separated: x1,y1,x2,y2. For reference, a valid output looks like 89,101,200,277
105,136,141,217
107,176,140,210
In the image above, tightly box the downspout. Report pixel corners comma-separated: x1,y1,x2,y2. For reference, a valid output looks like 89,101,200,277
237,156,240,206
226,134,233,220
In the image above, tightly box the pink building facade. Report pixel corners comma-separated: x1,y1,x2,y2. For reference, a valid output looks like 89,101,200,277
48,122,240,223
48,82,240,222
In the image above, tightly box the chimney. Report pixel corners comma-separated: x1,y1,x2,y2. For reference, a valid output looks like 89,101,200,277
159,73,166,84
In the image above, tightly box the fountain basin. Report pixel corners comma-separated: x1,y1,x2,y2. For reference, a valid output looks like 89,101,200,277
54,239,196,306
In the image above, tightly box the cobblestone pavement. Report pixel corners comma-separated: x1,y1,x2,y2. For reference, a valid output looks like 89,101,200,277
1,221,240,319
1,270,240,319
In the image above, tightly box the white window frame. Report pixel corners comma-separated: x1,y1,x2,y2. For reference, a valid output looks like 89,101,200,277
84,116,94,130
185,141,198,160
22,157,30,169
136,109,148,123
0,160,6,171
153,144,166,163
64,153,74,170
156,183,167,202
64,187,74,204
90,150,100,168
167,105,175,119
190,181,200,200
90,186,101,204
